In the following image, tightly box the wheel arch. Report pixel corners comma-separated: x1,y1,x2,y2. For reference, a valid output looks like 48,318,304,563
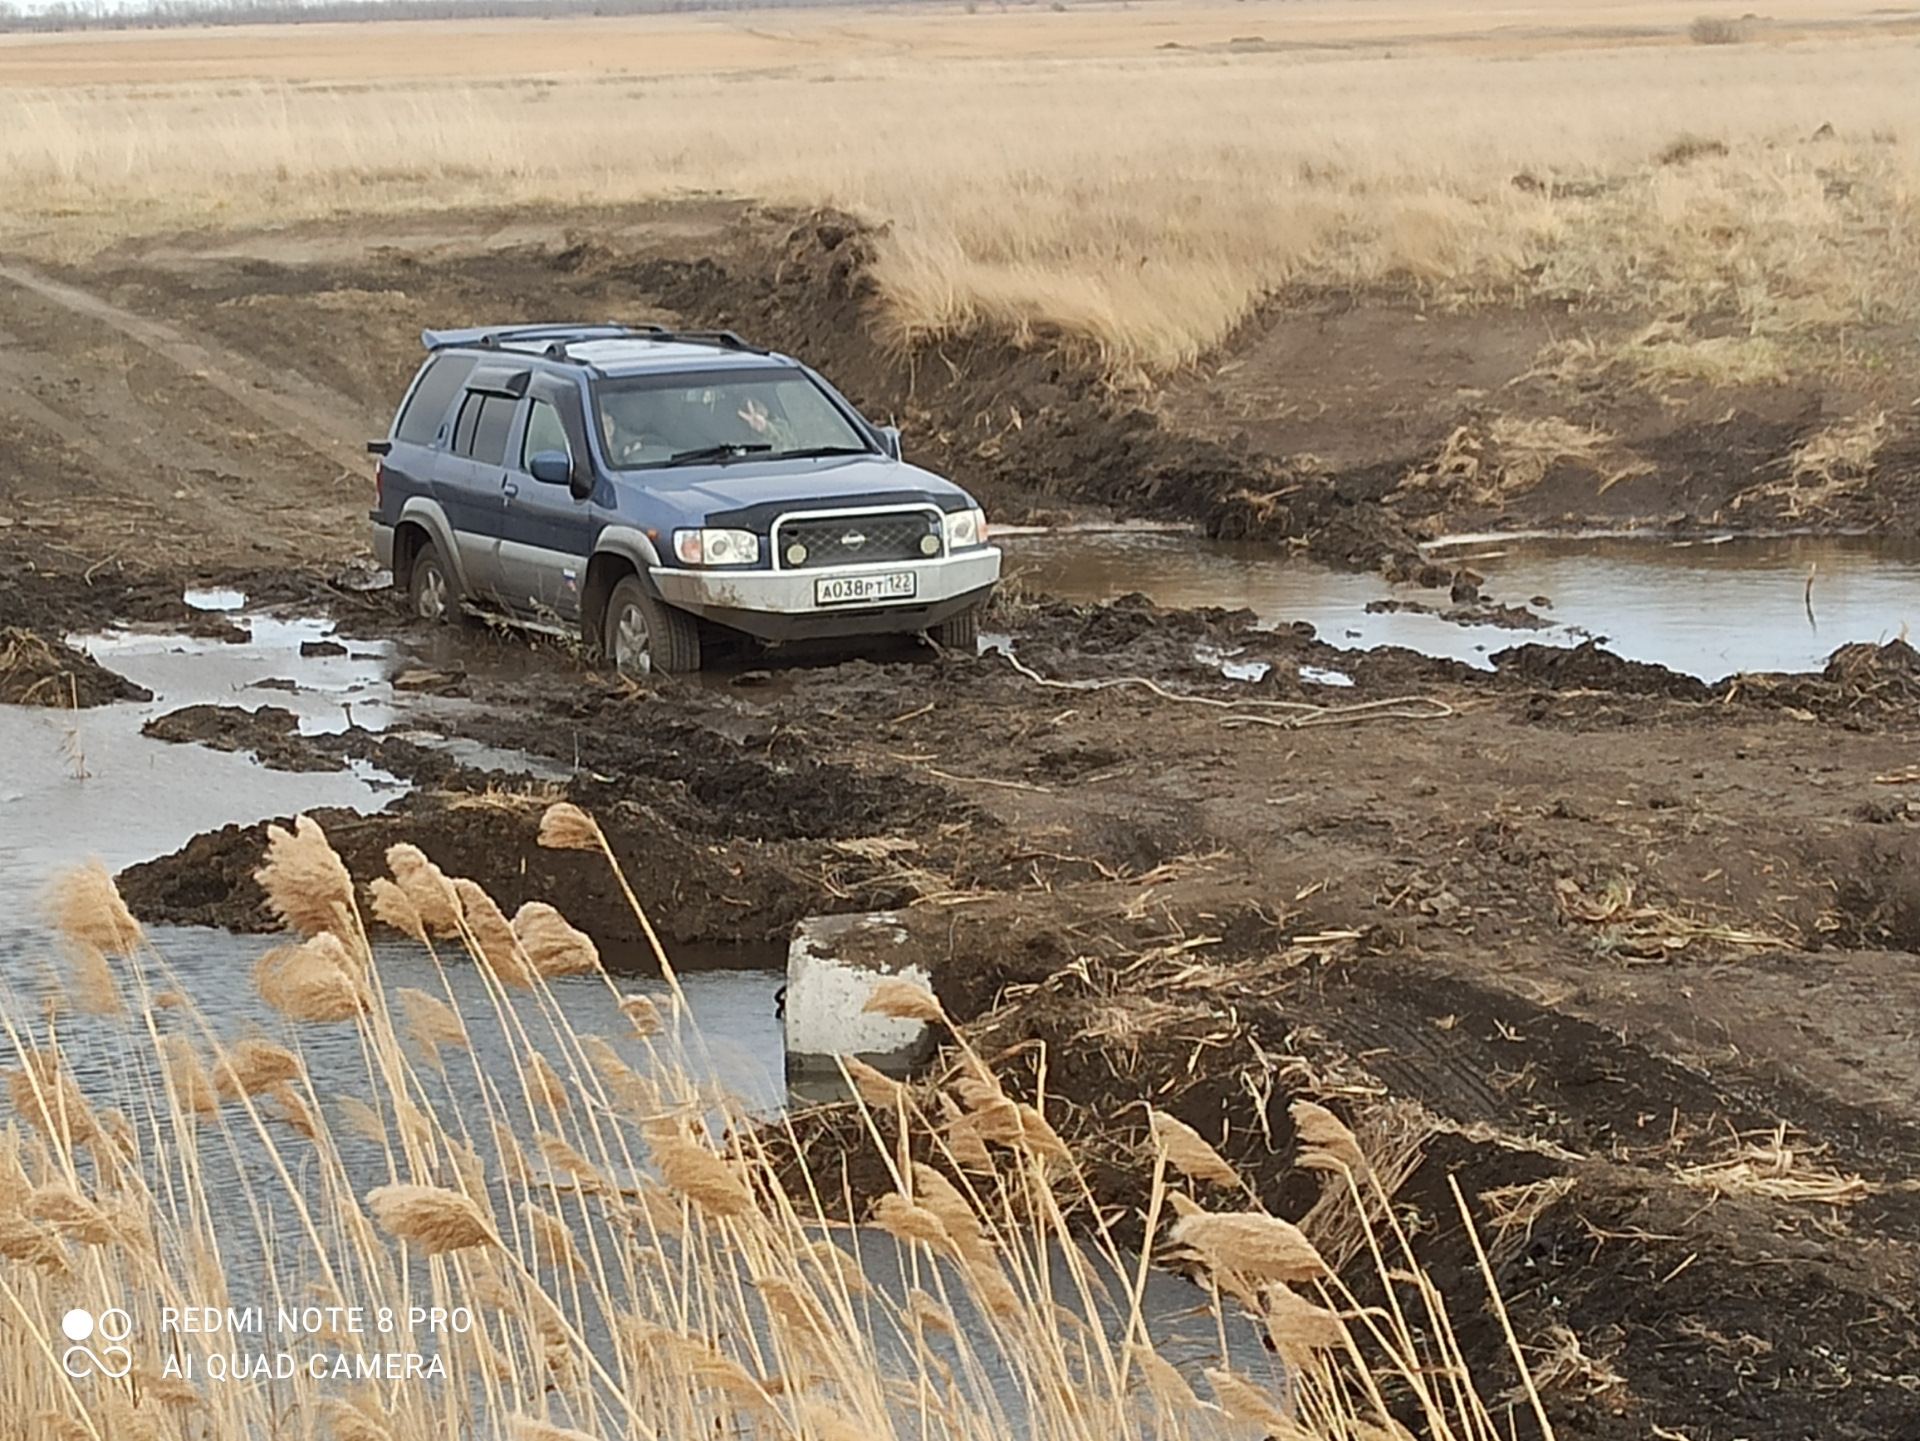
394,499,466,592
585,527,665,652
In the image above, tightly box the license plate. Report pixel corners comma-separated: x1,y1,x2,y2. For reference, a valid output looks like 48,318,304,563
814,571,917,606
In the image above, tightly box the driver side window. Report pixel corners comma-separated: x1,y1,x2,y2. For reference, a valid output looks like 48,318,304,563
522,398,572,470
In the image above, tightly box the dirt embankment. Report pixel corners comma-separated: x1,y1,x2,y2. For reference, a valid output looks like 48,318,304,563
14,197,1913,614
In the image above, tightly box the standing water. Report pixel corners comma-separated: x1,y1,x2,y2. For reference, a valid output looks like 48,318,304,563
1000,530,1920,681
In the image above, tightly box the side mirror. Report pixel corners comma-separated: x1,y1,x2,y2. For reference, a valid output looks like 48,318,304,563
876,425,902,462
529,451,572,485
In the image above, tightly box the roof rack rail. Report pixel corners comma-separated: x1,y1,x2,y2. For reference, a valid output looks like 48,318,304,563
420,322,768,359
669,329,765,354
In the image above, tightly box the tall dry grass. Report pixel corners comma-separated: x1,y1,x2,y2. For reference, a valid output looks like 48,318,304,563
2,805,1538,1439
2,20,1917,369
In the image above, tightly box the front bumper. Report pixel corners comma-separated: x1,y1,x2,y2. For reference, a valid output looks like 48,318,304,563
652,547,1000,642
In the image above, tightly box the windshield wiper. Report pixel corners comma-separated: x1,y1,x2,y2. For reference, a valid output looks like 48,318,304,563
664,442,772,467
777,445,871,459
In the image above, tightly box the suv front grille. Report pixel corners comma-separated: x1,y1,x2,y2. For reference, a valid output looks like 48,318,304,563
774,509,942,569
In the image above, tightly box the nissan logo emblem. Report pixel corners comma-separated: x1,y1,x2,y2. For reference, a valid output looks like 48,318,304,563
840,531,867,549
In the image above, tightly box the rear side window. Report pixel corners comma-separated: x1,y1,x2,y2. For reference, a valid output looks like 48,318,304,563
394,354,478,445
452,392,518,465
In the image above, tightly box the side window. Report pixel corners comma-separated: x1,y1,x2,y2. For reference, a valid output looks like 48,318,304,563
452,392,516,464
521,399,572,470
452,391,486,457
471,396,517,467
394,354,477,446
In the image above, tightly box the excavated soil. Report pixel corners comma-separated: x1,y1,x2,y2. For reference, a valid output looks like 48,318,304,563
6,202,1920,1440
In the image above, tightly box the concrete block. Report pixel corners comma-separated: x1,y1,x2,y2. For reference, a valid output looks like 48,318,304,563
785,911,937,1077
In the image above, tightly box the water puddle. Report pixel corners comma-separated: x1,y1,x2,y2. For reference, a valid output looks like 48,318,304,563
80,613,404,735
1001,530,1920,681
2,604,798,1100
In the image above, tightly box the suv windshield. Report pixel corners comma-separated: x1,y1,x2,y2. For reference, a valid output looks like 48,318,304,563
594,367,871,469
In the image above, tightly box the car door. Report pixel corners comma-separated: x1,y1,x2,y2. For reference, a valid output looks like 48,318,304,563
498,376,599,621
431,378,523,605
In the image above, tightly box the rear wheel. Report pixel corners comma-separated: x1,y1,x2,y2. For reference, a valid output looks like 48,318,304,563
605,574,703,675
927,605,980,653
409,541,458,624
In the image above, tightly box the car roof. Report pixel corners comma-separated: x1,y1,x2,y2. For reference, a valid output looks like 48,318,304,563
422,323,795,380
564,338,790,376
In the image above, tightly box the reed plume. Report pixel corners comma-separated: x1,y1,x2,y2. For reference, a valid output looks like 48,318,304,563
212,1038,303,1099
1150,1110,1242,1189
521,1202,584,1272
365,1184,495,1254
367,876,427,944
453,878,536,988
841,1056,905,1110
619,993,662,1037
1291,1099,1368,1173
255,933,369,1021
1171,1210,1329,1284
254,814,356,939
61,941,124,1016
641,1118,755,1218
384,843,463,937
536,801,603,851
1263,1282,1346,1368
1204,1369,1308,1438
398,986,469,1063
511,901,599,978
862,979,946,1024
160,1034,220,1117
49,859,144,957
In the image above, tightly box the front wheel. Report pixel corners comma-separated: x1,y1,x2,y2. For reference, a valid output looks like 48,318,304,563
927,605,980,653
604,575,703,675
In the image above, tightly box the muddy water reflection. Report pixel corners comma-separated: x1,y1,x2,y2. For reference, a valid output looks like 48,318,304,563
1002,530,1920,681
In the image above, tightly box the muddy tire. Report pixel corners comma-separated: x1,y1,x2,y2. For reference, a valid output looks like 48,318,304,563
604,574,702,675
927,605,980,653
408,541,459,624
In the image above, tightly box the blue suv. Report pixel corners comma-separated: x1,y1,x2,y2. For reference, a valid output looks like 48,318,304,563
369,323,1001,673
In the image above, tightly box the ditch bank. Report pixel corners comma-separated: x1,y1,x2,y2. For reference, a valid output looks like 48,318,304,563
28,198,1917,603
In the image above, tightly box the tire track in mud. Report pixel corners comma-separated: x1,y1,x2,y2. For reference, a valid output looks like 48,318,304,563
1317,966,1920,1206
0,260,373,473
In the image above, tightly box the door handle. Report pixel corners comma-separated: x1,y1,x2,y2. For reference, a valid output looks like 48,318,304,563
502,481,520,500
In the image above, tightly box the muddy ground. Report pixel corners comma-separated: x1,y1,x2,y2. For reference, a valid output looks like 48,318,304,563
4,203,1920,1439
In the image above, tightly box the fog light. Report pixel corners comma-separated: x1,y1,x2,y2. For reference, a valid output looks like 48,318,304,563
919,533,941,556
786,543,808,566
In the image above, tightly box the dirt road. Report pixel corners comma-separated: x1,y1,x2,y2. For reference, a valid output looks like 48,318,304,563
4,204,1919,1439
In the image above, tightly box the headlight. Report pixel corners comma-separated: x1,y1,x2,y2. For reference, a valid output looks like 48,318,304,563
943,507,988,551
673,528,761,566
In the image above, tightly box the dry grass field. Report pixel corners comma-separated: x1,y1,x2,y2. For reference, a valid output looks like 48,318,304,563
2,0,1918,368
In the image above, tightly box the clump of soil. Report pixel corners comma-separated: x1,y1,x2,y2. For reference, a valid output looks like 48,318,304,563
1730,637,1920,723
0,626,150,706
1494,639,1713,699
144,704,336,770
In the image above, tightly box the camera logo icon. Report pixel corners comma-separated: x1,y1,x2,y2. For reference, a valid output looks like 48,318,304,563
61,1308,133,1379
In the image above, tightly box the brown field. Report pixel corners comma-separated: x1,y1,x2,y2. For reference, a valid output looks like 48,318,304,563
4,0,1919,366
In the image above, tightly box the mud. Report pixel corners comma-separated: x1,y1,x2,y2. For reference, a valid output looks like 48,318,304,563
0,625,150,706
6,201,1920,1439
